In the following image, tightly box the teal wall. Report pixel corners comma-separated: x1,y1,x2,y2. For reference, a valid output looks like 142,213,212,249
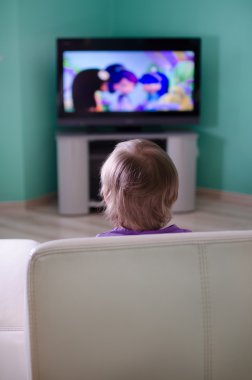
0,1,25,200
0,0,252,201
113,0,252,194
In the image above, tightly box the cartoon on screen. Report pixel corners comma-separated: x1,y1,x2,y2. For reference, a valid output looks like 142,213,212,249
62,50,195,113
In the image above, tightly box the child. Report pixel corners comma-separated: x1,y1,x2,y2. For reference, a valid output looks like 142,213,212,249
97,139,190,237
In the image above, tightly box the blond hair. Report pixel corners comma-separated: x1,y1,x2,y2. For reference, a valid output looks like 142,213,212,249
100,139,178,230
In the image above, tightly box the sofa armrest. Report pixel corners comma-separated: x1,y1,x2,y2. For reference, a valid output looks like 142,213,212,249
0,239,38,380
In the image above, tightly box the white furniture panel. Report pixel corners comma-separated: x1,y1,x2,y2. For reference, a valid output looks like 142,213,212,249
56,132,198,215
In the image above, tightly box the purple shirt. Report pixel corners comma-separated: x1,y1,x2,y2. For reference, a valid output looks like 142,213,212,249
96,224,191,237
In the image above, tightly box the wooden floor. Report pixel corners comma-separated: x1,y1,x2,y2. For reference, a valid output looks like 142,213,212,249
1,195,252,242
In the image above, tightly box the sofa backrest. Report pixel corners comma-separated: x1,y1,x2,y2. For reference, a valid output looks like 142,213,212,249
26,231,252,380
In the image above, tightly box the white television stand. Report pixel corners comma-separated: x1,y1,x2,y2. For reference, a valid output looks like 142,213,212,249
56,132,198,215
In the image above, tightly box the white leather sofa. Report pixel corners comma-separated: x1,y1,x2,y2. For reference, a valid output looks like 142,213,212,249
1,231,252,380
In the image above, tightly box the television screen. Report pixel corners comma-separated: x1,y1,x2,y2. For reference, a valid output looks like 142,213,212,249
57,38,201,128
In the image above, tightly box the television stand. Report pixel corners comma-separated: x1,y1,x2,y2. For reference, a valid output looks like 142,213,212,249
56,132,198,215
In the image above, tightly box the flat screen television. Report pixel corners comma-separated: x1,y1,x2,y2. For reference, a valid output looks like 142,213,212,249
57,37,201,130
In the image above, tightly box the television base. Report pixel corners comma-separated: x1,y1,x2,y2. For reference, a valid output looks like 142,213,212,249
56,132,198,215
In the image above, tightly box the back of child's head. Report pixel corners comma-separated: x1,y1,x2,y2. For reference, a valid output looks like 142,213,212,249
100,139,178,231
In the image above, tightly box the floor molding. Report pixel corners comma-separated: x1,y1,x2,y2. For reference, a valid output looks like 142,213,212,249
197,188,252,206
1,190,252,210
0,193,57,210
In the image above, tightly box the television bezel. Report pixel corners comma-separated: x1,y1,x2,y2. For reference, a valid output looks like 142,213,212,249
57,37,201,128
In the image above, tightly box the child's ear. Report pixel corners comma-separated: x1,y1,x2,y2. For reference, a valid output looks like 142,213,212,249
100,190,107,204
103,194,108,204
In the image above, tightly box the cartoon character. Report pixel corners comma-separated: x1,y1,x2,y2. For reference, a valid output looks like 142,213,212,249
105,64,126,93
106,64,138,111
138,71,169,111
159,86,194,111
72,69,109,113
